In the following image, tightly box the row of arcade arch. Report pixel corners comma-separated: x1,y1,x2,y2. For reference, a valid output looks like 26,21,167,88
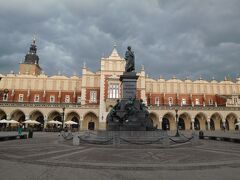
0,109,239,131
0,109,99,131
149,112,239,131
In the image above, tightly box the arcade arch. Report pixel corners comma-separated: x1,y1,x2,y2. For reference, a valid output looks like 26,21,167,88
162,112,175,130
10,109,25,123
65,111,80,129
210,113,223,130
29,110,44,131
179,112,191,130
194,113,207,130
0,109,7,129
0,109,6,120
225,113,238,130
48,111,62,122
82,112,98,130
149,112,159,128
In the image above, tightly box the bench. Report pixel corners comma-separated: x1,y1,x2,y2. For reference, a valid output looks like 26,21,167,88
0,134,27,141
201,135,240,143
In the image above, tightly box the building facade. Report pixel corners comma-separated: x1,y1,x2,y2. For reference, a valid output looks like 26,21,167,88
0,41,240,131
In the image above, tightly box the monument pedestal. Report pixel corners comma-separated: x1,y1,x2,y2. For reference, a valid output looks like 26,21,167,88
120,72,139,99
106,72,155,131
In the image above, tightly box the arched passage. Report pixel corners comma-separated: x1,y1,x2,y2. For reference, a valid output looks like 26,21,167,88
47,111,62,131
179,113,191,130
0,109,7,120
83,112,98,130
210,119,215,130
226,113,238,130
149,113,159,129
194,113,207,130
11,110,25,123
0,109,7,129
29,110,44,131
162,112,175,130
65,111,80,130
210,113,223,130
48,111,62,122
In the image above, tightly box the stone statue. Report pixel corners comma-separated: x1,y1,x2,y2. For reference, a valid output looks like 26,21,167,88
140,99,149,117
124,46,135,72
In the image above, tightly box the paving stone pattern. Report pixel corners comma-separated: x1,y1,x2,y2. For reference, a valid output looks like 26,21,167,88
0,131,239,180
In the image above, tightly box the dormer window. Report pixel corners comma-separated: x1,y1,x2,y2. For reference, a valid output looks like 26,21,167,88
50,95,55,103
195,99,200,105
19,94,24,102
209,99,213,105
34,95,39,102
155,97,160,106
168,97,173,106
182,98,186,105
233,97,238,104
65,95,70,103
3,93,8,101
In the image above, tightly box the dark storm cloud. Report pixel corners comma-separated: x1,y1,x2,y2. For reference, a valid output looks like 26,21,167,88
0,0,240,80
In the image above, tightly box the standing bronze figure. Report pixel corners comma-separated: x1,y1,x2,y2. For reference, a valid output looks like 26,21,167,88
124,46,135,72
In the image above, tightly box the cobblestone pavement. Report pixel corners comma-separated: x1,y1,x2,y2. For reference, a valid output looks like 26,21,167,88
0,131,239,180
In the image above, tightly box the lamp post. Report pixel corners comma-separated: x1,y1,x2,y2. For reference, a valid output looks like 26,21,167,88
175,108,180,137
62,107,65,130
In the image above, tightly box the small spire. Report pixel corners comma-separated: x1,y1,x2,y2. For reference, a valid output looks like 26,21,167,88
199,75,202,80
32,35,36,45
113,42,117,48
83,61,86,68
227,74,231,81
109,43,121,59
172,75,176,79
141,64,144,71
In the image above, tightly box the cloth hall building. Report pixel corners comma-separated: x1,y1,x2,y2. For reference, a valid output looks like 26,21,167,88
0,40,240,131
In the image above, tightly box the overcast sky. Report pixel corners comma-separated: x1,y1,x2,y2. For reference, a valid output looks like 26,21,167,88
0,0,240,80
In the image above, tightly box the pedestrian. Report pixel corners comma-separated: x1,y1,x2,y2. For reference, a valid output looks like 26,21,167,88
18,124,23,135
222,123,226,132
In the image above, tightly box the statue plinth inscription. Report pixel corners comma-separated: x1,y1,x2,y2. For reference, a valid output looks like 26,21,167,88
120,72,139,99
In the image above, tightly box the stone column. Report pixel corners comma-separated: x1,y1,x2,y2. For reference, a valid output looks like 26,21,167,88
25,114,30,120
24,114,30,128
99,73,106,130
207,118,210,131
7,114,11,120
43,115,47,129
238,118,240,131
191,119,195,130
222,120,226,131
99,112,107,130
79,115,83,130
44,119,47,129
159,116,162,130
